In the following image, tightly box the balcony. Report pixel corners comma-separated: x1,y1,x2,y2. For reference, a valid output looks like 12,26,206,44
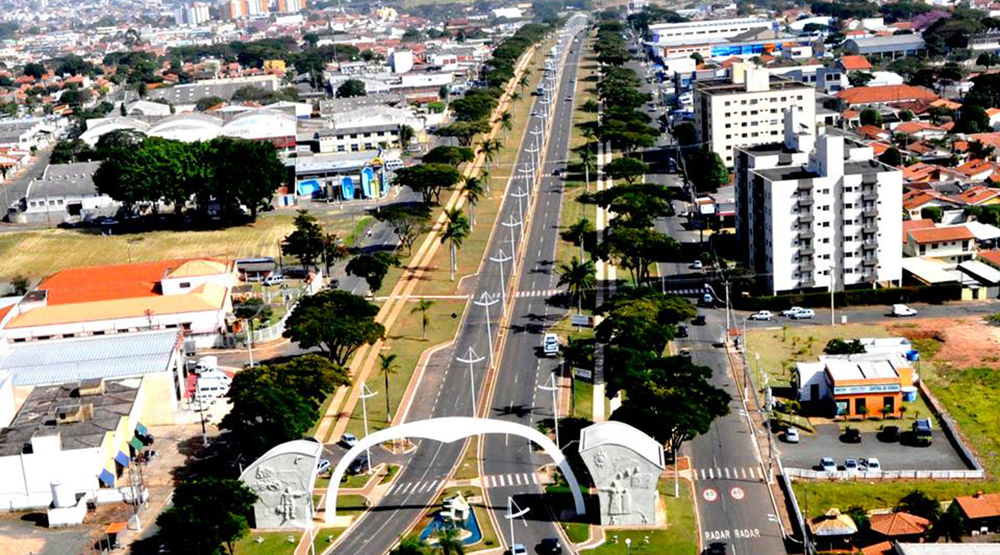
862,257,878,267
862,221,878,234
862,191,877,202
798,213,815,224
799,228,815,239
799,259,815,271
862,207,878,219
862,241,877,251
800,245,815,256
798,197,814,208
797,181,812,192
800,276,815,287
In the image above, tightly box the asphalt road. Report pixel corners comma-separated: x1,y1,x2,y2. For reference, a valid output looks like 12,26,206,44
330,18,587,555
480,21,587,555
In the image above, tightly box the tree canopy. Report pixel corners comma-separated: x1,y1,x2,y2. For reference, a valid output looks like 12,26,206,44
156,477,258,555
393,163,462,204
283,290,384,366
603,156,649,185
336,78,367,98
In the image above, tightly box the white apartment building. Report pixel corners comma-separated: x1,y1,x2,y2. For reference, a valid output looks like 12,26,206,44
648,18,774,44
173,2,210,26
734,111,903,294
694,63,816,167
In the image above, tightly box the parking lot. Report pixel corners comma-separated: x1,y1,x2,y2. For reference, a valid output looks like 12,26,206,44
777,423,971,472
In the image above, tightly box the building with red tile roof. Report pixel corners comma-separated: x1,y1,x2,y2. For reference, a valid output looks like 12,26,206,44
835,84,938,107
902,219,936,244
978,249,1000,268
956,159,996,181
860,541,894,555
894,121,947,139
839,55,872,71
905,225,977,263
859,124,891,140
954,491,1000,529
869,511,931,539
955,185,1000,205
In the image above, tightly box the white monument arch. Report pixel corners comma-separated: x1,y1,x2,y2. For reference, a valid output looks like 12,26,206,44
323,416,586,523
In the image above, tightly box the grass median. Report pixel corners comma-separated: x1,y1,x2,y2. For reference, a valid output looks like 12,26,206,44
582,481,698,554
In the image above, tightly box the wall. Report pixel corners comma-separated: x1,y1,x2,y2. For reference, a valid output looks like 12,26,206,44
4,307,228,343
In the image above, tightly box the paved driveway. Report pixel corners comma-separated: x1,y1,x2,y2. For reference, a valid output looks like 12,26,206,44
777,423,971,471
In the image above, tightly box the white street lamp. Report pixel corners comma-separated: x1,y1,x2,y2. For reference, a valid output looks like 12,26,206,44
358,383,378,468
538,373,560,448
456,346,485,417
512,185,529,224
504,496,530,550
490,248,512,312
474,291,499,367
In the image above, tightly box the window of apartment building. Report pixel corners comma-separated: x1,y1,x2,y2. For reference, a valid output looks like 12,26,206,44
822,238,831,243
751,132,759,137
845,219,854,225
821,221,831,227
338,145,346,152
845,203,853,209
822,254,831,259
725,123,731,128
742,133,748,138
179,282,191,289
726,135,732,139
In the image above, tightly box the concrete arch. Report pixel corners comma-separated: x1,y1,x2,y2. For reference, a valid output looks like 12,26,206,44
323,416,586,523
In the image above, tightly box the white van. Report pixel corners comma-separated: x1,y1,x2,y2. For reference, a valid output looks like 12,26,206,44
543,333,560,357
195,356,218,374
195,378,228,403
198,370,231,386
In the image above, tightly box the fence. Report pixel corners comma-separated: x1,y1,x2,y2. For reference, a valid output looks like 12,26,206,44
784,468,985,480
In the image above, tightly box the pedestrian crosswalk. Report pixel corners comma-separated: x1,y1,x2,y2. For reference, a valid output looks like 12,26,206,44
694,466,765,482
384,473,541,497
515,289,560,298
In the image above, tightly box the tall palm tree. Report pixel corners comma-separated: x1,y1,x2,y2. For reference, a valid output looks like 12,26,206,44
378,353,399,422
411,299,435,340
442,209,470,281
580,147,596,192
518,74,530,95
463,176,484,230
510,91,521,105
479,169,491,193
566,217,594,262
499,110,513,141
433,528,465,555
478,139,501,171
557,256,596,313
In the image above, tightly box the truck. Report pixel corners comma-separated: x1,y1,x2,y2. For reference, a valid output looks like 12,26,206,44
912,418,933,446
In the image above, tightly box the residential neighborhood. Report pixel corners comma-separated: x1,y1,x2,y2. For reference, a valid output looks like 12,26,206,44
5,2,1000,555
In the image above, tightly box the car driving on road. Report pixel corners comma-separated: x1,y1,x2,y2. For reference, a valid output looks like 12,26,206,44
788,308,815,320
784,428,800,443
782,306,806,317
749,310,773,321
892,304,918,317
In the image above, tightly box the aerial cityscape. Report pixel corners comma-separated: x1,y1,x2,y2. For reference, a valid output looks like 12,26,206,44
2,0,1000,554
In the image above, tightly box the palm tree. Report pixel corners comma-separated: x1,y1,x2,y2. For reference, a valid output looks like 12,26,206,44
518,74,530,95
378,353,399,422
511,91,521,104
463,176,484,230
579,147,596,192
566,217,594,262
499,110,513,141
433,528,465,555
479,169,491,193
442,209,470,281
411,299,435,340
478,139,501,171
557,256,596,313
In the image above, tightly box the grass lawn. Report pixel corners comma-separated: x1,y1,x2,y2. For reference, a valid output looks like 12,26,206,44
571,377,594,421
562,521,590,544
342,299,467,439
454,438,481,481
792,480,998,520
587,481,698,555
380,463,400,484
0,210,361,279
233,531,303,555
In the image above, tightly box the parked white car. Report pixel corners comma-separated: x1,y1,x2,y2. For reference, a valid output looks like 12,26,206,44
892,304,918,317
820,457,837,472
861,457,882,472
749,310,773,321
788,308,815,320
782,307,806,317
784,428,800,443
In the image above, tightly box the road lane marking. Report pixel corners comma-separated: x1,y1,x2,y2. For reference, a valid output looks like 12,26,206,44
702,488,718,502
741,467,747,479
700,468,706,480
731,487,745,500
498,474,506,487
507,474,515,486
427,479,438,490
398,482,411,494
531,473,538,484
724,467,730,479
515,474,523,485
708,468,714,479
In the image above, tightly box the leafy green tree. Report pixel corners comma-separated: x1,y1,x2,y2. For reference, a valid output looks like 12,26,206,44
499,110,513,140
896,490,941,521
846,505,871,535
603,156,649,185
23,62,44,79
898,110,914,122
558,257,595,313
196,96,226,111
478,138,501,171
390,536,431,555
462,175,485,229
336,78,367,98
205,137,284,220
590,183,673,229
283,290,385,366
373,204,430,255
422,146,474,166
921,206,943,223
282,209,326,270
442,208,470,281
610,354,731,455
824,338,866,355
93,128,146,160
686,149,729,192
933,501,967,541
411,299,434,340
879,147,903,167
579,145,596,191
399,124,415,148
434,121,490,147
563,217,594,261
346,251,400,293
848,72,875,87
433,527,465,555
953,104,991,134
672,121,697,146
393,163,462,205
860,108,883,127
50,139,96,164
596,288,696,369
234,297,273,331
595,226,680,284
157,477,258,555
690,52,704,65
7,275,29,296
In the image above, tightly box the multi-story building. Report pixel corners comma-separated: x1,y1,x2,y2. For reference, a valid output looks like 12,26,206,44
648,18,774,44
173,2,210,26
222,0,247,20
276,0,305,13
694,63,816,167
734,111,903,294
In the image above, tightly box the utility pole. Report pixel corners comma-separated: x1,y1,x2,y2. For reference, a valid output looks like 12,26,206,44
512,185,528,224
501,216,523,282
490,248,512,313
474,291,499,367
504,496,530,550
456,346,484,417
243,318,254,368
359,383,377,470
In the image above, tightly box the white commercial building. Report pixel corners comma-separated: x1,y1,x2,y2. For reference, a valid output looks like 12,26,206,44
14,161,117,225
694,62,816,166
174,2,211,26
734,111,903,294
648,17,774,44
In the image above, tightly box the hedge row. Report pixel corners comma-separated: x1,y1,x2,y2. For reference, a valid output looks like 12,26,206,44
732,283,962,311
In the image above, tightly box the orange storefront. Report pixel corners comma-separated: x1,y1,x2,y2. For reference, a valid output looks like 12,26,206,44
825,361,913,419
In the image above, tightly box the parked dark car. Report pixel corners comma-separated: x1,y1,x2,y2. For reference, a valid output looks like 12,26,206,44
347,453,370,475
692,314,707,326
840,427,862,444
878,426,900,443
676,325,689,338
705,543,728,555
539,538,563,554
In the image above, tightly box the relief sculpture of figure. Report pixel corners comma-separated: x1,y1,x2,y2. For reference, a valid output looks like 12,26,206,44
278,486,306,522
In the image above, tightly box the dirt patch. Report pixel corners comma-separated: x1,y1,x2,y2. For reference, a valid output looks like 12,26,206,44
887,316,1000,369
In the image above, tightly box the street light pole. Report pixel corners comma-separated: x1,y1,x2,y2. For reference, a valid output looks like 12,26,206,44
243,318,255,368
490,248,512,313
512,185,528,224
504,496,530,550
456,347,485,417
501,216,523,282
538,373,560,448
359,383,377,469
474,291,499,367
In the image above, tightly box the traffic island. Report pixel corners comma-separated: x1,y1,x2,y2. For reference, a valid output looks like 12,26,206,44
404,486,501,553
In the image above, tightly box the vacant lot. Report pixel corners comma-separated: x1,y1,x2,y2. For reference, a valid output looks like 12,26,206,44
0,210,363,279
772,315,1000,516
